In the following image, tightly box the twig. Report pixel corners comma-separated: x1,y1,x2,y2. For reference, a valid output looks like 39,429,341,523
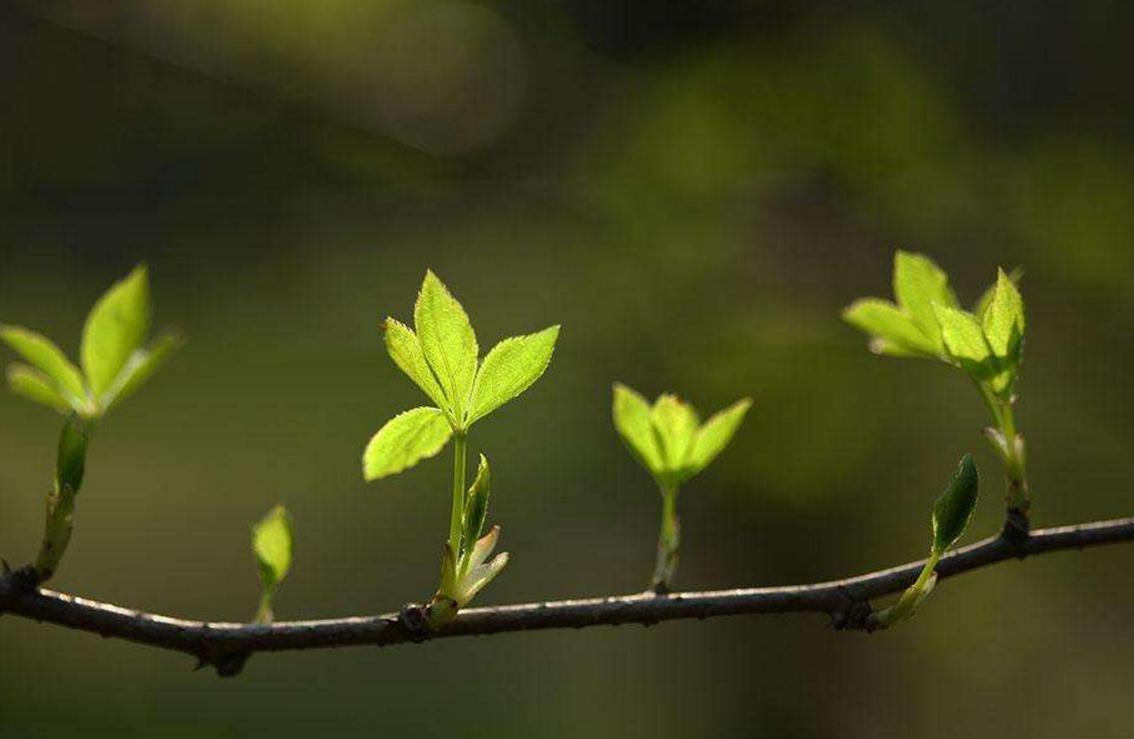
2,517,1133,677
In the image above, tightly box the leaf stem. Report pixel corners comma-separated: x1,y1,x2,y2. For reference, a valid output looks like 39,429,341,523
974,380,1029,525
34,415,90,583
652,484,680,592
448,433,468,558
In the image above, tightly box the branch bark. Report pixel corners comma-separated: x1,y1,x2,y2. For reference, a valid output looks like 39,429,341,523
3,516,1133,677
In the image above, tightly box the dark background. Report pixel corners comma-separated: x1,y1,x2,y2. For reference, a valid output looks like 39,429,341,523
2,1,1133,736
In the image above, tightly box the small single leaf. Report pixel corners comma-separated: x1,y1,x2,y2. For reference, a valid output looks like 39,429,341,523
413,271,478,419
467,325,559,425
0,325,88,406
81,266,151,399
383,318,449,411
982,268,1026,362
6,364,72,414
650,394,699,471
932,454,980,555
687,398,752,476
974,267,1024,319
252,505,294,589
461,454,491,560
363,406,453,481
100,329,184,410
841,298,938,356
932,303,994,378
612,383,665,478
892,251,959,350
465,524,500,574
460,552,509,604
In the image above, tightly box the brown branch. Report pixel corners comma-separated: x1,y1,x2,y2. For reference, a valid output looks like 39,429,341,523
3,517,1133,677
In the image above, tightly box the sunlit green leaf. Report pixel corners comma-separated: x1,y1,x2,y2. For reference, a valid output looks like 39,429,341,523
982,268,1026,362
932,454,980,555
100,329,184,410
651,394,699,471
6,364,72,414
0,325,88,407
892,251,958,351
974,267,1024,319
252,505,294,589
384,318,448,411
81,265,151,399
932,303,994,378
467,325,559,425
841,298,937,356
413,271,478,419
363,406,453,481
612,383,665,477
687,398,752,475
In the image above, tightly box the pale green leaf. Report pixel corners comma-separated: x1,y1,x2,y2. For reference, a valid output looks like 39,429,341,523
982,268,1026,361
974,267,1024,319
413,271,478,418
893,251,959,350
932,454,980,555
252,505,294,589
6,364,72,414
651,394,699,471
81,265,151,398
383,318,448,411
0,325,87,406
841,298,938,356
100,329,184,410
459,551,509,604
687,398,752,476
612,383,665,477
363,406,453,481
932,303,994,378
467,325,559,425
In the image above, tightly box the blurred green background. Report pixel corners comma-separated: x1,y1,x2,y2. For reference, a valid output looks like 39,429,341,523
2,1,1133,737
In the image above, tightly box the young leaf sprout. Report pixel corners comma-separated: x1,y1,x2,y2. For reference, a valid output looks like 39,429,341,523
612,384,751,591
0,266,183,582
362,271,559,625
844,252,1028,535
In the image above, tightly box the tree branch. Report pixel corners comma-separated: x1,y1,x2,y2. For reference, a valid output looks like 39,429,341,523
3,517,1133,677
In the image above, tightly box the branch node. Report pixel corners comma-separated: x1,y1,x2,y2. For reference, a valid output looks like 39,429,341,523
1001,507,1031,545
399,603,432,642
830,600,877,632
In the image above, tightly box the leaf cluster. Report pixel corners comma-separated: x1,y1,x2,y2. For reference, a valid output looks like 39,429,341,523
612,384,751,490
1,266,182,418
364,271,559,481
843,252,1025,398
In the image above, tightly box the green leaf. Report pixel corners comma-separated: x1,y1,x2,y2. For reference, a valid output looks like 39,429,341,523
383,318,448,411
932,454,980,555
467,325,560,426
982,268,1026,362
612,383,665,478
0,325,88,408
841,298,937,357
461,454,491,560
687,398,752,476
81,265,151,399
650,394,699,472
974,267,1024,319
932,303,994,378
413,271,478,419
6,364,72,414
363,406,453,481
100,329,184,410
892,251,959,351
252,505,294,589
